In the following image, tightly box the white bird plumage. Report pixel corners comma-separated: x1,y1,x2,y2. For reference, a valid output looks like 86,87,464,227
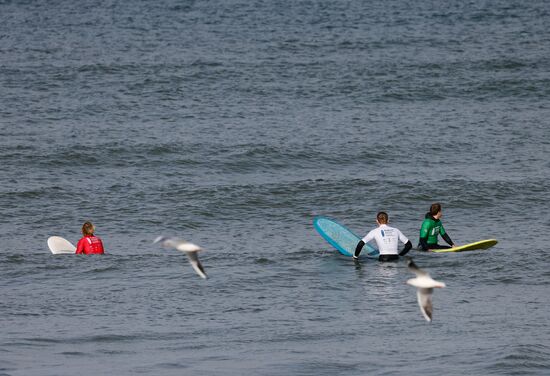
154,236,207,279
406,257,445,322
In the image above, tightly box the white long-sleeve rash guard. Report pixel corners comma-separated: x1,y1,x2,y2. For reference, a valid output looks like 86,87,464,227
361,224,409,255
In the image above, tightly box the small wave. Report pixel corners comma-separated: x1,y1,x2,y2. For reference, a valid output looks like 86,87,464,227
23,334,142,345
254,257,275,265
76,63,138,75
38,263,71,271
59,351,86,356
2,254,27,264
486,343,550,373
0,186,65,201
84,265,120,274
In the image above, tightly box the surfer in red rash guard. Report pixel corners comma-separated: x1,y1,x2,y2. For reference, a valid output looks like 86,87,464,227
75,221,105,254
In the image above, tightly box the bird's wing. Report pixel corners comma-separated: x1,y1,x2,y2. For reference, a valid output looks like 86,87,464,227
186,251,207,279
177,242,202,252
156,237,181,249
406,257,428,276
417,287,433,322
153,236,166,244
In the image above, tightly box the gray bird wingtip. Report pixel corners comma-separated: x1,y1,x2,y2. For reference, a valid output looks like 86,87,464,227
153,236,166,244
405,256,417,269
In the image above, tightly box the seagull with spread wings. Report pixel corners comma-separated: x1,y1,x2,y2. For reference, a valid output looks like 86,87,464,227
154,236,208,279
406,257,445,322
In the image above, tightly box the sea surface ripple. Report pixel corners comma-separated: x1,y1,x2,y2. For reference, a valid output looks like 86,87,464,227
1,0,549,375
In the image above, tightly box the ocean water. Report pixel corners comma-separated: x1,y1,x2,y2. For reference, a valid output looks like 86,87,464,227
1,0,549,375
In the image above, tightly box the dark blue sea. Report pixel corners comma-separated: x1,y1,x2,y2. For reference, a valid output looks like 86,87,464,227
1,0,549,375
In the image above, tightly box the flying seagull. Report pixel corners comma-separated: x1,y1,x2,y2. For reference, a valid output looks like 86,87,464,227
154,236,207,279
406,257,445,322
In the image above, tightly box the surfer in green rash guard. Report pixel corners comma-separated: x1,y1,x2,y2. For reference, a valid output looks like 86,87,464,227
418,203,456,251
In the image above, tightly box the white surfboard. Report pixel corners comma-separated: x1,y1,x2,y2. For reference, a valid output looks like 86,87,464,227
48,236,76,254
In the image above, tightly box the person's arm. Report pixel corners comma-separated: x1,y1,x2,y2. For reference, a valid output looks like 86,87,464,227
97,237,105,254
354,230,375,259
353,240,365,259
399,240,413,256
75,238,84,254
442,233,454,246
439,224,454,246
397,230,411,256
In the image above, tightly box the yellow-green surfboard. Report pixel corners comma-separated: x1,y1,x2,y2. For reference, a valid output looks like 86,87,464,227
431,239,498,253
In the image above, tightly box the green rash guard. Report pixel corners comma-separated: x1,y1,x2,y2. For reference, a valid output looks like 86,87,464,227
419,215,446,245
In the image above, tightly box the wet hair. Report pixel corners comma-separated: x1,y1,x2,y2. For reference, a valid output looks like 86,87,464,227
377,211,388,224
82,221,95,236
430,203,442,216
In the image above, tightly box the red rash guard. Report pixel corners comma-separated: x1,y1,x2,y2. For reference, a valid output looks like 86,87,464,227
75,235,105,254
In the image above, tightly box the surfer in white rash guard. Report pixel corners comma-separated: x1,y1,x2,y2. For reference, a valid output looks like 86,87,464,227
353,212,412,262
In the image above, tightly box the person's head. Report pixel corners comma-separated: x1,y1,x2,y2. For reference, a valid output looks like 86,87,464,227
376,211,389,225
430,203,442,219
81,221,95,236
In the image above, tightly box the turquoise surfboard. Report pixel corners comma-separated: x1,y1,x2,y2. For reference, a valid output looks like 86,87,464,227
313,216,379,258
